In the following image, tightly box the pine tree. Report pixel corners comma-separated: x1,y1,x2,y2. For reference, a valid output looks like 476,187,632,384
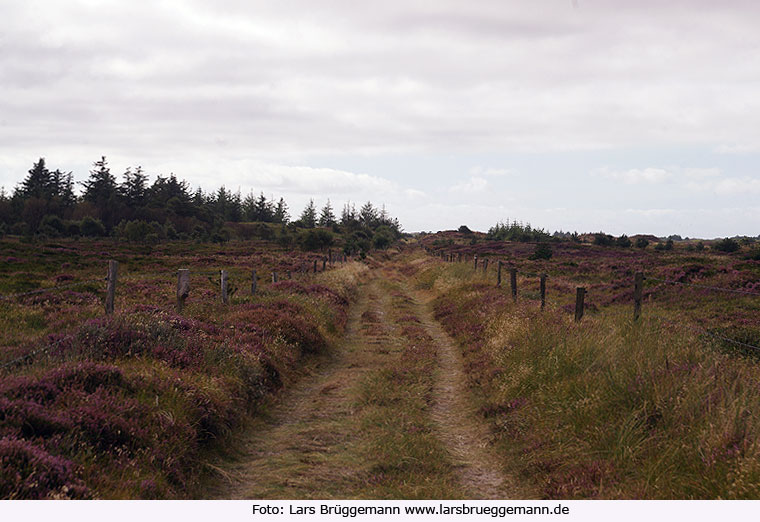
299,199,317,228
359,201,377,228
82,156,117,205
242,191,257,221
120,166,148,207
274,197,289,224
319,199,336,227
254,192,273,222
17,158,53,200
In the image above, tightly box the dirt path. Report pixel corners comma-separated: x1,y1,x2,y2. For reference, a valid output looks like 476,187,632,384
205,270,533,499
410,285,536,499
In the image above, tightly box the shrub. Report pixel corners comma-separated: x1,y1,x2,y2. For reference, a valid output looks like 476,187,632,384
529,243,553,260
616,234,632,248
300,229,334,251
635,237,649,249
713,238,740,253
593,233,614,246
458,225,472,234
80,217,106,237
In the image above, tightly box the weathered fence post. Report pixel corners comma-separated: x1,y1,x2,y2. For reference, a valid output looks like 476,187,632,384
220,270,228,304
474,255,478,270
313,259,317,273
322,257,327,271
105,260,118,314
634,272,644,322
540,273,547,311
251,269,257,295
272,272,278,283
176,269,190,313
575,287,586,322
497,260,502,287
510,268,517,302
483,258,488,272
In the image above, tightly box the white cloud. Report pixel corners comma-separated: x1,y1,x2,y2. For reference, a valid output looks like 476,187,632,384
449,176,488,193
467,166,516,177
596,167,672,184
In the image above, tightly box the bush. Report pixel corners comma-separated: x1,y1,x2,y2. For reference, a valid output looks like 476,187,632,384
713,238,740,253
458,225,472,234
635,237,649,249
616,234,632,248
300,229,334,251
372,231,393,250
80,217,106,237
593,233,614,246
529,243,553,260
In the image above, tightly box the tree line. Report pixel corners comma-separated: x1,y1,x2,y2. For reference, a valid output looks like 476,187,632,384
0,157,402,254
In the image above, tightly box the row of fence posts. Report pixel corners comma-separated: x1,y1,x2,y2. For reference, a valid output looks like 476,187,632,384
438,251,644,323
103,252,350,315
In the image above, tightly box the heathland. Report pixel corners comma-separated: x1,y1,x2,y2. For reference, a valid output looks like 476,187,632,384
1,229,760,499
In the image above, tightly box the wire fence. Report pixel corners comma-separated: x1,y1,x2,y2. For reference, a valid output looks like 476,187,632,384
435,248,760,354
0,279,103,301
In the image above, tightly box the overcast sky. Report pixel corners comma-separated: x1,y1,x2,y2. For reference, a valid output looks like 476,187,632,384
2,1,760,237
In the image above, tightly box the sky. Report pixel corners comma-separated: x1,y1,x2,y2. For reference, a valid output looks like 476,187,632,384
1,1,760,238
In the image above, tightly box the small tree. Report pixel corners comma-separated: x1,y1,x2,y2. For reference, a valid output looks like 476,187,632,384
299,199,317,228
713,238,740,253
616,234,632,248
319,199,336,227
529,243,553,260
635,237,649,249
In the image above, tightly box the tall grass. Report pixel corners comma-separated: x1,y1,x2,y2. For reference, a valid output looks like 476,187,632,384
416,257,760,498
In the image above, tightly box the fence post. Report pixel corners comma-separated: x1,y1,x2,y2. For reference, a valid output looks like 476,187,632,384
322,257,327,271
251,269,257,295
474,255,478,270
575,287,586,322
540,273,547,311
497,260,502,287
220,270,229,304
176,269,190,313
634,272,644,322
458,252,462,263
105,260,118,314
288,270,292,280
272,272,278,283
483,258,488,272
510,268,517,302
313,259,317,273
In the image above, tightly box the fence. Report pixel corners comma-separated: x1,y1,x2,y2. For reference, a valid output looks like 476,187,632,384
0,252,351,370
434,249,760,353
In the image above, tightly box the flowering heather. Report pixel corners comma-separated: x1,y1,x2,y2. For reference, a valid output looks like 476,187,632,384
415,249,760,499
0,238,365,498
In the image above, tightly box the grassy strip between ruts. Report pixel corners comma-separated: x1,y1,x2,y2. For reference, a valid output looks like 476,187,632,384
412,251,760,499
0,262,366,499
349,274,460,498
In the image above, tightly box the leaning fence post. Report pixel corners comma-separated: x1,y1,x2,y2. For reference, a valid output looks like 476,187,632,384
105,260,118,314
634,272,644,322
575,287,586,322
540,274,547,311
251,269,257,295
510,268,517,302
176,269,190,313
220,270,229,304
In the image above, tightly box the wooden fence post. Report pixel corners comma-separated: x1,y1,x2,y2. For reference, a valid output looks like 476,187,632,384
474,255,478,270
105,260,118,314
313,259,317,273
220,270,229,304
497,260,502,287
540,273,547,311
634,272,644,322
483,258,488,272
288,270,292,280
510,268,517,302
176,269,190,313
322,257,327,271
251,269,257,295
575,287,586,322
272,272,278,283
